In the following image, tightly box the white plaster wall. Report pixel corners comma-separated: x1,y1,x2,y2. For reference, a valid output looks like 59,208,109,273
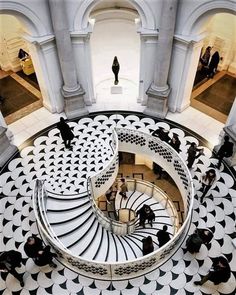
175,0,236,35
0,15,27,71
0,0,53,35
90,19,140,88
205,13,236,73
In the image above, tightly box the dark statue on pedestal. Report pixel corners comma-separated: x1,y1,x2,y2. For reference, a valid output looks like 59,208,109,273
112,56,120,85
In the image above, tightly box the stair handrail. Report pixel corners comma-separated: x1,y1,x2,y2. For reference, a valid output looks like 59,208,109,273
33,179,69,250
87,177,137,235
115,178,180,234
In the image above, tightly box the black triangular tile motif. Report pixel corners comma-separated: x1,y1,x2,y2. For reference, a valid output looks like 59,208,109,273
31,272,39,281
126,282,133,289
76,288,85,295
12,224,19,232
219,219,226,227
89,282,96,289
216,238,224,246
156,282,164,290
13,208,19,215
185,274,193,283
91,167,95,172
59,281,67,289
159,269,165,277
3,236,11,245
107,282,116,291
28,288,39,295
72,277,80,284
44,271,52,279
171,272,179,280
2,218,10,226
15,241,22,249
197,259,204,267
45,284,53,294
22,229,29,236
218,202,224,209
144,277,151,284
228,212,236,220
21,215,27,222
58,268,65,276
184,260,191,267
170,286,178,294
5,201,12,208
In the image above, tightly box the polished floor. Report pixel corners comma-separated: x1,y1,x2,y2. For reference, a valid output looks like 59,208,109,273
1,110,236,295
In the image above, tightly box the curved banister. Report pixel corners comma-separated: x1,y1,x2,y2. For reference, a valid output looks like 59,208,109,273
33,126,194,279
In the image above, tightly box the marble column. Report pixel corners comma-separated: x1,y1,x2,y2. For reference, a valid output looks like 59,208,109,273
144,0,178,118
48,0,88,119
0,118,17,168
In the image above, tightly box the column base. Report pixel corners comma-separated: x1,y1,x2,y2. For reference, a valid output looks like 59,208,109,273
62,86,89,119
0,127,17,168
144,85,170,119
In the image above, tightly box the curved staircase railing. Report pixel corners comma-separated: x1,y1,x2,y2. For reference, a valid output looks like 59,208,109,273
115,178,180,234
33,127,194,280
87,178,137,235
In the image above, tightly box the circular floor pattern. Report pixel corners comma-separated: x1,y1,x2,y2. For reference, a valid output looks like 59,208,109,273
0,111,236,295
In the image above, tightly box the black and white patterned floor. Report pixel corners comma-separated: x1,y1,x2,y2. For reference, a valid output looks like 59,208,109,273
0,111,236,295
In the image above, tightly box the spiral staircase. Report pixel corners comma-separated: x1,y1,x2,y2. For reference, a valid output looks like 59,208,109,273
33,124,193,280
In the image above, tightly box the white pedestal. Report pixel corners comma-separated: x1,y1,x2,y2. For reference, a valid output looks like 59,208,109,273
111,86,123,94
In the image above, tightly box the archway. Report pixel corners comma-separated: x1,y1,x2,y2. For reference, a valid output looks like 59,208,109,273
72,0,157,106
0,2,64,125
169,1,236,124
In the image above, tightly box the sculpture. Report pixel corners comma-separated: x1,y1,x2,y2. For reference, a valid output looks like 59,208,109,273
112,56,120,85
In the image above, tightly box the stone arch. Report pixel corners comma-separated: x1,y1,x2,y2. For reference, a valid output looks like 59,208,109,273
0,1,48,36
73,0,156,31
181,0,236,35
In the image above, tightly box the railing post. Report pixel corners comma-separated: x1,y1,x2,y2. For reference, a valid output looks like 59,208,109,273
165,199,168,209
151,184,154,198
134,179,137,191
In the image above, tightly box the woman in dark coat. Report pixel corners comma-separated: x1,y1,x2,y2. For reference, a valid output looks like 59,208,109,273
169,134,181,152
142,236,154,255
187,142,204,169
112,56,120,85
207,51,220,78
57,117,74,149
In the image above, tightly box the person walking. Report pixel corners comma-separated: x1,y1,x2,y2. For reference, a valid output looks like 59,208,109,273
216,135,234,169
200,46,212,67
156,225,171,247
169,134,181,153
137,205,155,228
105,187,113,204
119,178,128,199
0,250,24,287
152,127,170,143
200,169,216,203
142,236,154,255
187,142,204,169
57,117,74,149
194,256,231,285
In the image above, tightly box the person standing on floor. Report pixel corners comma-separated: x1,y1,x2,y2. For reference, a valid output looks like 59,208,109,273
156,225,171,247
105,187,113,204
57,117,74,149
0,250,24,287
200,169,216,203
152,127,170,143
207,51,220,78
169,134,181,153
196,228,213,245
187,142,204,169
119,178,128,199
194,256,231,285
137,205,155,228
216,135,234,169
34,245,57,268
142,236,154,256
24,235,44,259
112,56,120,85
200,46,212,67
